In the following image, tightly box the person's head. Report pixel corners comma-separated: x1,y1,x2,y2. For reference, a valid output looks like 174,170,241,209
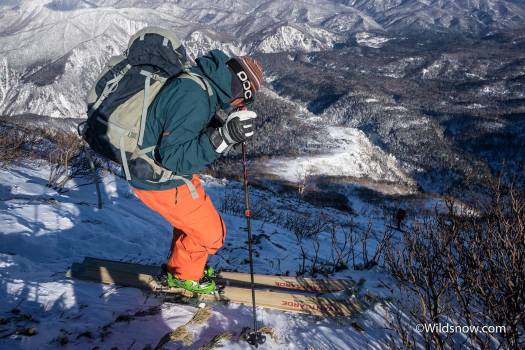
227,56,264,109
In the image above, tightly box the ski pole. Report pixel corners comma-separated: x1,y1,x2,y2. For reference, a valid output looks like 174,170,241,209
242,142,265,347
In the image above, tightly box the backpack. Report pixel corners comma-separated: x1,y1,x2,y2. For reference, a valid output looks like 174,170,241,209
80,27,213,198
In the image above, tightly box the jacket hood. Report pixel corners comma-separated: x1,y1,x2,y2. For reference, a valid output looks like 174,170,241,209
192,49,233,110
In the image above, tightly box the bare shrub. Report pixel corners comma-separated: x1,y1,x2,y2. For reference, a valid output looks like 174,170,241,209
328,218,358,272
296,164,314,196
384,218,455,349
384,177,525,349
0,120,91,191
284,212,327,276
358,221,393,271
0,122,40,164
310,228,322,276
47,131,84,191
220,188,244,216
442,179,525,349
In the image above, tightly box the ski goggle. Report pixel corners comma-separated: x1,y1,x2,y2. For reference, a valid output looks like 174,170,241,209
228,60,255,105
230,71,254,106
235,70,254,103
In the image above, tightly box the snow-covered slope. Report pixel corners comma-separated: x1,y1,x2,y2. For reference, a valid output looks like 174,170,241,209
355,31,391,48
0,162,397,349
345,0,525,34
261,126,415,191
255,25,336,53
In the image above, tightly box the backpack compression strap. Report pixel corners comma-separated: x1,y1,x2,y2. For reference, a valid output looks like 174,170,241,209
131,146,199,199
88,64,132,117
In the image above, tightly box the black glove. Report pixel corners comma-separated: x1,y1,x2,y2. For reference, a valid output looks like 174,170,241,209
208,110,257,153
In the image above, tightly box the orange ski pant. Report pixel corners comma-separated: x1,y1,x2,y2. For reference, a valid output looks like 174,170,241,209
132,175,226,281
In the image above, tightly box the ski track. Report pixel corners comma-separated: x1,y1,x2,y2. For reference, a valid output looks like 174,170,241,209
0,162,395,349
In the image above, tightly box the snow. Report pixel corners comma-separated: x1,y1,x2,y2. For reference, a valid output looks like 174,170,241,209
256,25,335,53
2,0,515,346
465,103,486,109
384,106,408,111
0,162,398,349
355,32,391,48
263,127,412,187
322,12,383,34
184,30,245,60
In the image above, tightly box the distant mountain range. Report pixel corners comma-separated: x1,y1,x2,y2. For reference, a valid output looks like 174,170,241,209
0,0,524,193
1,0,524,118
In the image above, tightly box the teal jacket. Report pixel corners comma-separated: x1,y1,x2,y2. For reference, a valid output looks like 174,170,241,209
129,50,234,190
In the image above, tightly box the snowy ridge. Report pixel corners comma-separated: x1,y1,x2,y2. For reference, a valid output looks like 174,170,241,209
2,0,525,67
184,30,245,59
255,24,337,53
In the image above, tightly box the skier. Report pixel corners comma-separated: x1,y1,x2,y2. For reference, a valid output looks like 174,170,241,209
130,50,264,294
394,208,406,230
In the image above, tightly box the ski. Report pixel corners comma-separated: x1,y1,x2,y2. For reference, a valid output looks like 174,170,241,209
218,271,354,292
78,257,355,292
67,257,362,317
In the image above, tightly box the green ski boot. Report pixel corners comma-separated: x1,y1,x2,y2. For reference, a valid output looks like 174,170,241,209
204,265,216,279
166,271,216,294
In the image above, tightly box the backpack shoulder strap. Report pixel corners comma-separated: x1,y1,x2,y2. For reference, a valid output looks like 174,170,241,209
179,72,214,97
